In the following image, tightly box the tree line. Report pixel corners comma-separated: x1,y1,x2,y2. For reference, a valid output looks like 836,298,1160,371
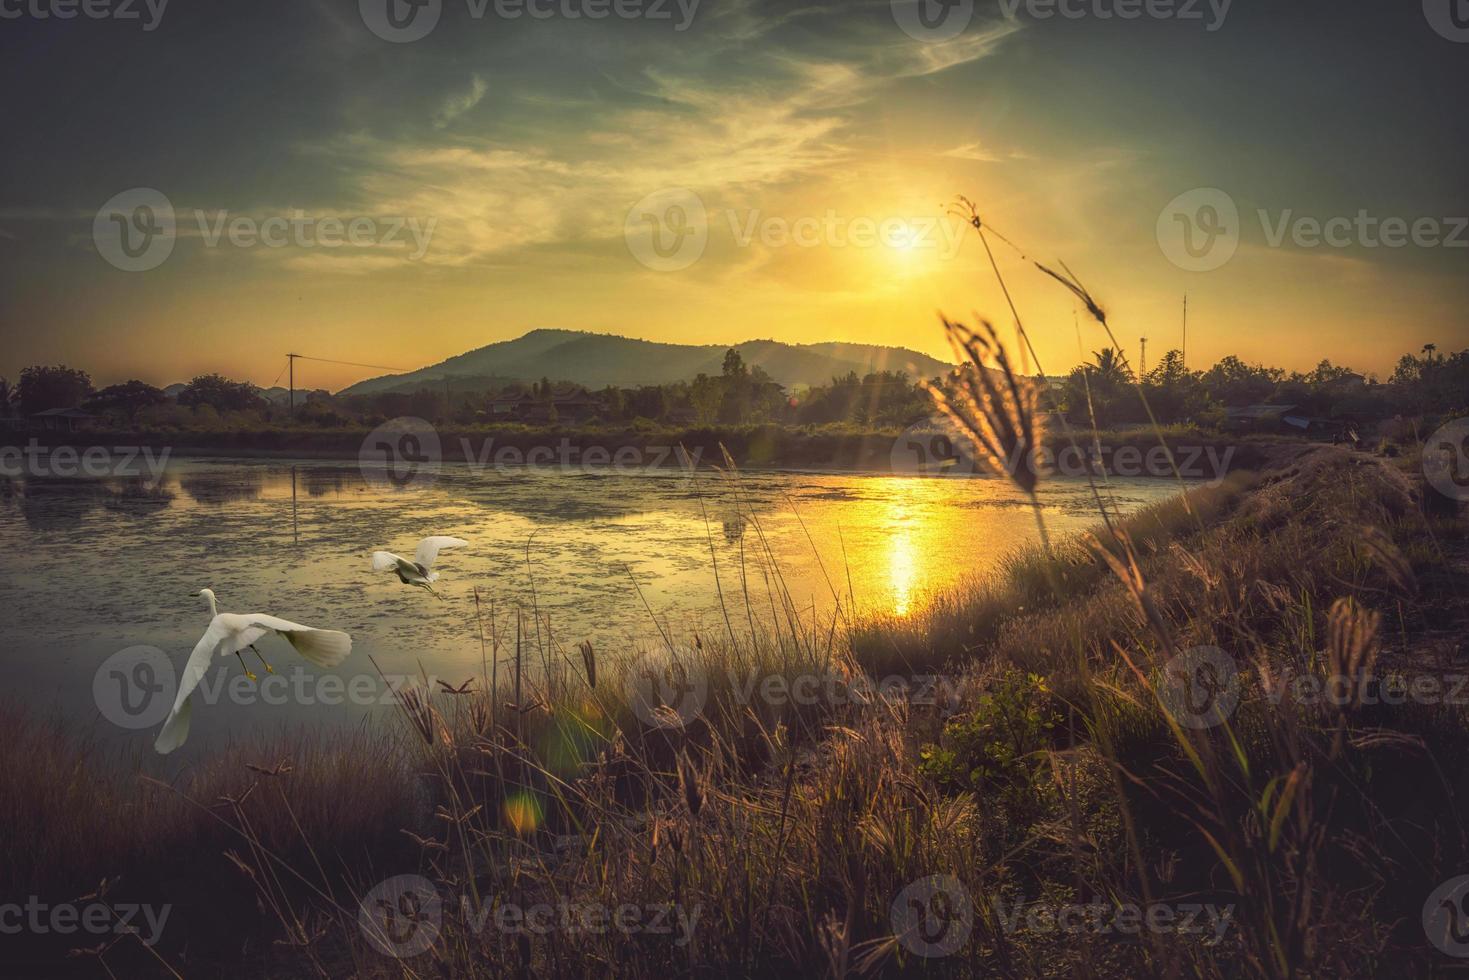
3,343,1463,431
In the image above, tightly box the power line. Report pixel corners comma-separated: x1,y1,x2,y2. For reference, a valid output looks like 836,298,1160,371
288,354,408,372
284,352,408,412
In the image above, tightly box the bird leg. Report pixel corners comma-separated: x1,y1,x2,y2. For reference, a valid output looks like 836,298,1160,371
234,650,258,682
249,644,275,674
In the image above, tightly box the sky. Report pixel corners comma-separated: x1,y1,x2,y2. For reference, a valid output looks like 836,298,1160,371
1,0,1466,391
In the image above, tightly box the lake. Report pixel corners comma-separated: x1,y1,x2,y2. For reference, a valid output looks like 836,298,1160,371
0,457,1188,758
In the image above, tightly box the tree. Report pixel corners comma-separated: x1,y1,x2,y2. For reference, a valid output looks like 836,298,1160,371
626,386,667,422
1142,350,1209,423
1306,359,1354,385
722,348,748,380
16,364,94,415
88,380,168,423
178,374,265,413
1089,348,1133,387
688,374,723,426
0,377,13,416
1058,349,1136,428
1199,356,1282,407
598,386,626,421
1389,344,1467,415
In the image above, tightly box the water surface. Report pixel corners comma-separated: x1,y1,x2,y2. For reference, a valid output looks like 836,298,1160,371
0,458,1187,755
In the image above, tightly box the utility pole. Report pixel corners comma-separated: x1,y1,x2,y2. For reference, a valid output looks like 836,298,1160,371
287,353,300,412
1140,337,1148,377
1181,294,1188,370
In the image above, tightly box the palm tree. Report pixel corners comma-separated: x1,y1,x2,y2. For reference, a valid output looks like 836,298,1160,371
1089,348,1132,387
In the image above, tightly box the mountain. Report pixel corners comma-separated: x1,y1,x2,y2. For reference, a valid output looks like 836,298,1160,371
339,330,953,397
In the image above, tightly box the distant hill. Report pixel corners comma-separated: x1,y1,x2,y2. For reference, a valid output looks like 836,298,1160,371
338,329,953,397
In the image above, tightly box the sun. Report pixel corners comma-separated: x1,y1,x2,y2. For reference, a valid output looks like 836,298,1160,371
887,221,921,252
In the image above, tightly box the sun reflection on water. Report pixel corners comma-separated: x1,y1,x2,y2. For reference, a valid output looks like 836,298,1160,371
889,529,916,616
883,498,918,617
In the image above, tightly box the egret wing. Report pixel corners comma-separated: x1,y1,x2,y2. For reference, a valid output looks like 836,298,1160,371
240,614,353,669
371,551,405,572
414,536,468,570
154,616,232,754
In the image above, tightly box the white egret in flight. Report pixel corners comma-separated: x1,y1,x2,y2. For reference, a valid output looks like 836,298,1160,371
371,536,469,598
153,589,353,754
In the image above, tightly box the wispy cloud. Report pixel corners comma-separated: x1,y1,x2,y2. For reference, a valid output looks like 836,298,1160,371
435,75,489,129
307,7,1018,274
940,141,1032,163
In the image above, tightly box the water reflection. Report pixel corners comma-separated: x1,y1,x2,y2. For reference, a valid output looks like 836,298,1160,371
886,505,917,618
179,468,264,505
300,467,347,498
0,458,1190,742
99,477,174,515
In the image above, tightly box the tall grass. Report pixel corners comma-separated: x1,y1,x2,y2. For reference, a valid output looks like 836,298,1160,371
3,442,1462,977
5,224,1466,975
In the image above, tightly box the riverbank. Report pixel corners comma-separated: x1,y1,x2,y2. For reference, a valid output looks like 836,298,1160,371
3,422,1295,477
3,446,1464,977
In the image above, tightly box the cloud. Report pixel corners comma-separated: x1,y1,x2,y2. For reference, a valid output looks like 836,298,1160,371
893,22,1021,77
434,75,489,129
119,4,1020,278
940,141,1033,163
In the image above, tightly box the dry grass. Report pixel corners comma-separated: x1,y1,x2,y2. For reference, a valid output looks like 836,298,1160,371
849,470,1258,677
3,444,1464,978
5,251,1466,978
